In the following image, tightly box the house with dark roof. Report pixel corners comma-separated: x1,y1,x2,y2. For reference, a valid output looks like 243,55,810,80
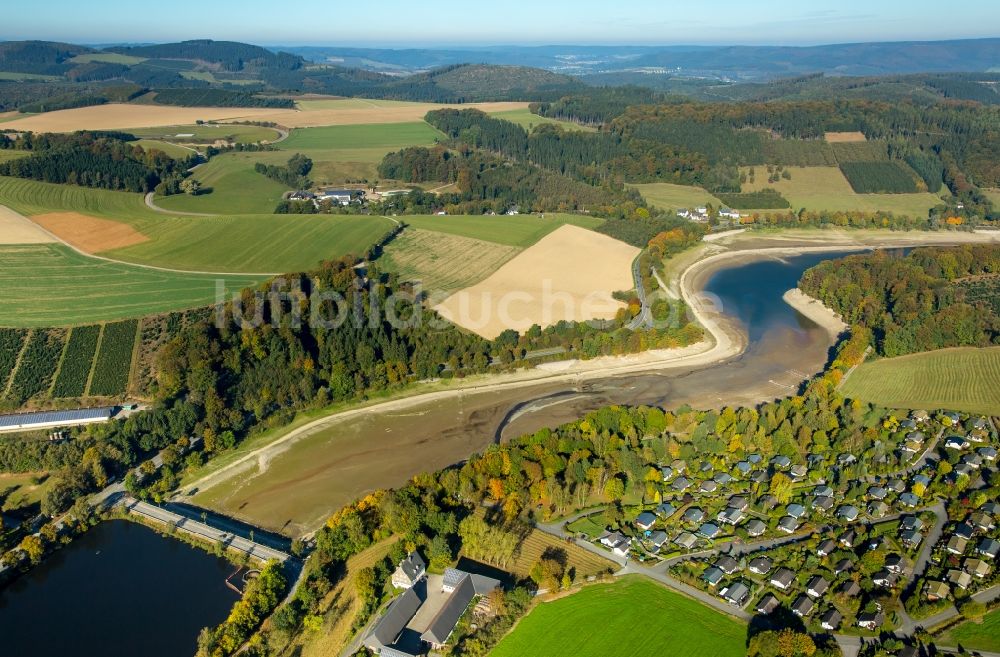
837,505,860,522
857,609,884,630
745,519,767,537
718,507,744,525
749,556,773,575
899,492,920,507
791,595,814,617
835,559,854,576
698,523,721,539
648,530,669,551
656,502,677,518
702,566,725,587
885,554,905,574
812,495,834,512
868,501,889,519
700,480,718,493
817,539,836,557
807,575,829,598
683,507,705,524
786,503,806,519
777,516,799,534
978,538,1000,559
755,593,780,615
722,581,750,607
839,529,858,548
728,495,749,511
598,531,632,558
635,511,657,531
840,580,861,596
820,608,843,631
391,551,427,590
363,586,425,656
673,477,692,492
421,569,502,649
901,516,924,532
675,532,698,550
714,472,733,485
901,529,922,548
873,569,898,588
714,555,740,575
770,568,795,591
925,580,950,601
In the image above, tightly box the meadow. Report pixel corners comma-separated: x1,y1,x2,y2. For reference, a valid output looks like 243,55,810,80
0,472,57,514
487,107,594,132
488,577,746,657
840,347,1000,415
399,213,604,247
154,152,290,215
0,244,263,327
740,166,943,214
937,608,1000,652
629,182,723,210
379,228,520,293
126,123,281,144
133,139,196,159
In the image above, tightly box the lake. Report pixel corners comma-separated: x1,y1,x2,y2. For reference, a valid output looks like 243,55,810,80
0,520,237,657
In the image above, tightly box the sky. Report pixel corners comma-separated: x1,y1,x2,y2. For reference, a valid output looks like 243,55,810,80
3,0,999,46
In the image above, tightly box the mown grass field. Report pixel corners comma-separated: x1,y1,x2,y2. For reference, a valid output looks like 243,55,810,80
938,608,1000,652
380,228,520,293
154,152,290,214
126,124,281,144
133,139,196,159
400,213,604,247
841,347,1000,415
0,150,29,163
0,177,397,273
69,52,145,65
488,108,594,132
0,244,263,326
489,577,746,657
740,166,943,214
0,472,57,513
629,182,723,210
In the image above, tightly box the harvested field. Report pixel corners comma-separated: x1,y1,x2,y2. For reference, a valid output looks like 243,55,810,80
31,212,149,252
509,529,616,580
0,104,276,133
252,100,529,128
825,131,867,142
434,225,639,339
0,205,56,244
379,228,521,293
629,183,722,211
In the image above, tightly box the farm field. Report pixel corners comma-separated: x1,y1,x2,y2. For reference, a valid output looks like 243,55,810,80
89,320,138,396
489,577,746,657
51,324,100,397
126,123,281,144
69,52,145,65
0,205,57,244
629,182,723,210
0,104,278,132
983,188,1000,206
487,107,594,132
0,244,263,326
250,100,529,128
0,473,57,513
133,139,196,158
154,153,290,215
937,608,1000,652
506,529,615,580
434,224,638,339
740,166,943,214
400,213,604,247
0,150,29,163
840,347,1000,415
379,228,520,293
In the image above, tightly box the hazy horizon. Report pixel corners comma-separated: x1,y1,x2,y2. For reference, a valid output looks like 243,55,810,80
5,0,999,47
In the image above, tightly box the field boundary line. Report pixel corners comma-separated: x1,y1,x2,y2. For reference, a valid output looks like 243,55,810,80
84,324,105,398
47,327,72,398
24,217,282,277
3,329,32,399
126,318,143,399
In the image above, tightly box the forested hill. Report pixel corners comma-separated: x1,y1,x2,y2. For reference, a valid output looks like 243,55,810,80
106,39,303,72
799,245,1000,357
0,41,93,75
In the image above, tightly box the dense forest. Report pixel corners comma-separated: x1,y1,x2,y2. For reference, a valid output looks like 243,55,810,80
799,244,1000,356
254,153,312,188
0,131,193,192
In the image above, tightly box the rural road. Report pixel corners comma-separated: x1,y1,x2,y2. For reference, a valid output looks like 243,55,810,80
144,191,215,217
626,255,652,330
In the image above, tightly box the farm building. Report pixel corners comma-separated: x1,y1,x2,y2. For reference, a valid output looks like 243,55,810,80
318,188,366,205
0,407,118,433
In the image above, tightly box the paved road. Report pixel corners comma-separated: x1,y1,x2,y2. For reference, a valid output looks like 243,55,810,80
125,497,291,563
626,255,652,331
143,191,215,217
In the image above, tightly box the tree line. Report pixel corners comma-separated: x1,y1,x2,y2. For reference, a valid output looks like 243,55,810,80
254,153,312,189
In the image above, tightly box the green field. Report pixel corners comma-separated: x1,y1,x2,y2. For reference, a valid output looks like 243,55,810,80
400,213,604,247
487,108,594,132
629,182,723,210
154,152,290,214
0,72,61,81
841,347,1000,415
133,139,197,159
740,166,943,214
489,577,745,657
0,177,397,273
983,188,1000,206
0,244,263,327
0,150,29,163
125,124,281,144
0,472,57,513
938,608,1000,652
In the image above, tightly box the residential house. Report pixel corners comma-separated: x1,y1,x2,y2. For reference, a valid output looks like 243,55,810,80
873,569,898,588
671,459,688,474
946,535,969,555
771,455,792,470
955,522,975,541
758,494,778,510
699,461,714,474
722,581,750,607
817,539,836,557
648,530,669,551
820,608,843,631
735,461,752,476
660,465,675,481
899,493,920,508
747,454,764,466
683,508,705,524
834,559,854,576
912,474,932,489
745,519,767,537
837,505,860,522
391,551,427,590
786,504,807,519
839,529,858,548
700,480,719,493
598,531,632,558
778,517,799,534
719,207,742,220
977,446,997,462
698,523,721,540
885,554,905,574
806,576,829,598
945,436,970,451
983,502,1000,516
635,512,657,531
755,593,780,615
673,477,692,492
948,568,973,590
868,486,888,500
838,453,857,466
715,555,740,575
749,556,773,575
900,530,922,549
702,566,725,587
675,532,698,550
857,610,884,630
911,410,930,423
656,502,677,518
925,580,950,601
421,569,503,650
813,485,834,498
965,558,991,579
790,464,808,480
901,516,924,532
977,538,1000,559
728,496,749,511
813,496,835,512
791,595,814,618
868,501,889,519
886,479,905,493
840,580,861,596
714,472,734,485
719,507,744,525
770,568,795,591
